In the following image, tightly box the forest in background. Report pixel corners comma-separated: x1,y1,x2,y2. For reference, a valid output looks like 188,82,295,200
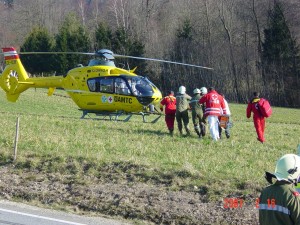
0,0,299,107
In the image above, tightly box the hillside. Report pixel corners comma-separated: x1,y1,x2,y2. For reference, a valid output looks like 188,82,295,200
0,88,299,224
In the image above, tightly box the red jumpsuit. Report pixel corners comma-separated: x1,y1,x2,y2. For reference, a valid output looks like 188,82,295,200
246,97,265,143
160,94,176,133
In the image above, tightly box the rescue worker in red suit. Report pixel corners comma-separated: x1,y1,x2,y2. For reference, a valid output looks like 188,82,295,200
246,92,265,143
199,87,226,141
160,90,176,136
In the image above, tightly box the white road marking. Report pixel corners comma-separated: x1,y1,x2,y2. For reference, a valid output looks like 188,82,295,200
0,207,87,225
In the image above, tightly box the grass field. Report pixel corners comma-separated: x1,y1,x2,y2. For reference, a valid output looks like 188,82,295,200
0,88,300,204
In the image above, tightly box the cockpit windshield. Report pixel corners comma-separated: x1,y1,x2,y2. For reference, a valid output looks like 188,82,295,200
123,75,155,97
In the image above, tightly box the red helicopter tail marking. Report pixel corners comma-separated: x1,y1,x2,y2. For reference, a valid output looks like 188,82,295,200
2,47,19,60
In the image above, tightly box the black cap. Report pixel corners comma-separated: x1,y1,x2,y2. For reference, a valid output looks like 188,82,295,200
253,92,260,97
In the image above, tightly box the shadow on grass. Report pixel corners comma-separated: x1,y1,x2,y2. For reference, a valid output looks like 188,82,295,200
111,127,211,138
111,127,167,136
0,153,15,166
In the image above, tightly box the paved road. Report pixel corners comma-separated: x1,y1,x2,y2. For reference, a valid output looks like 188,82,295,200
0,200,130,225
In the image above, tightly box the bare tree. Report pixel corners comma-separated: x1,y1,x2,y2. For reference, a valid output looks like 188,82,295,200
77,0,86,27
217,0,241,101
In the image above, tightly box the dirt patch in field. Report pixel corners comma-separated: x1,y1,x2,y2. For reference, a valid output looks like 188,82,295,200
0,163,259,225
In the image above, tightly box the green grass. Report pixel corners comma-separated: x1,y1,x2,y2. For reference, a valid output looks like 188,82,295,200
0,88,300,202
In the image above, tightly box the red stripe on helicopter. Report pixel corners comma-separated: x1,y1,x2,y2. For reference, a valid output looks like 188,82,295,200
2,47,19,60
4,55,19,60
2,47,16,52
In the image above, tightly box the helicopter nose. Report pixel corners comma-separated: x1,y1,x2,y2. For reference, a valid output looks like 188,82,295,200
136,97,155,106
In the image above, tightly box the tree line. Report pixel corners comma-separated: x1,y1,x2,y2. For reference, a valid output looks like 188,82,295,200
20,15,145,76
0,0,299,107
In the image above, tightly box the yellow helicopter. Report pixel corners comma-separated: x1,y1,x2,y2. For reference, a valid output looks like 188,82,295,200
0,47,212,122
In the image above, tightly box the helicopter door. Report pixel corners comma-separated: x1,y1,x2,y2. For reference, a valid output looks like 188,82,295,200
87,77,114,109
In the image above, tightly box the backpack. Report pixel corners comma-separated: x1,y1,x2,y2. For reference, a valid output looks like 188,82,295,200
257,98,272,118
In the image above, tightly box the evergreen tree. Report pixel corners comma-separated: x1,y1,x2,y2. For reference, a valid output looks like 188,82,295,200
112,28,128,54
94,22,112,50
262,2,300,106
174,18,194,62
177,19,193,40
20,27,55,75
164,18,196,91
110,28,146,74
55,13,90,74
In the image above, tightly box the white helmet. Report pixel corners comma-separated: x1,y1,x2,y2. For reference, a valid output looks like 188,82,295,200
200,87,207,95
193,88,200,94
274,154,300,183
178,86,186,94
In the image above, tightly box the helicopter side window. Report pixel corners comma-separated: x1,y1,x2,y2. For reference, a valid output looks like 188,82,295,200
87,78,100,92
87,79,96,92
99,78,113,93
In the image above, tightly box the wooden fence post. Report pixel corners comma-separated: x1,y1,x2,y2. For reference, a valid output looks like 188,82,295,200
13,117,20,162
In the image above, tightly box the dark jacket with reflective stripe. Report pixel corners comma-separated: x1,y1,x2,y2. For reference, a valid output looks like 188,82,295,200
259,181,300,225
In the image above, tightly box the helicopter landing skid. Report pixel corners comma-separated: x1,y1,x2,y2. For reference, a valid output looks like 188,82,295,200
79,109,162,123
80,110,127,121
131,112,162,123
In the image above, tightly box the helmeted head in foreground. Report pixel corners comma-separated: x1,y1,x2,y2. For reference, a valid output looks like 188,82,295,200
274,154,300,183
273,154,300,184
179,86,186,94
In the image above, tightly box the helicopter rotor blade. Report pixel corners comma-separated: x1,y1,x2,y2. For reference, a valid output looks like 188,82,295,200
18,52,95,56
0,49,213,70
113,54,213,70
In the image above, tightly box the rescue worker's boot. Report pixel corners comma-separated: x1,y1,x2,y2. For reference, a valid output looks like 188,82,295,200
225,129,230,139
186,129,191,136
185,125,191,136
218,126,222,139
200,122,206,137
179,130,183,136
194,125,201,138
178,124,183,136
